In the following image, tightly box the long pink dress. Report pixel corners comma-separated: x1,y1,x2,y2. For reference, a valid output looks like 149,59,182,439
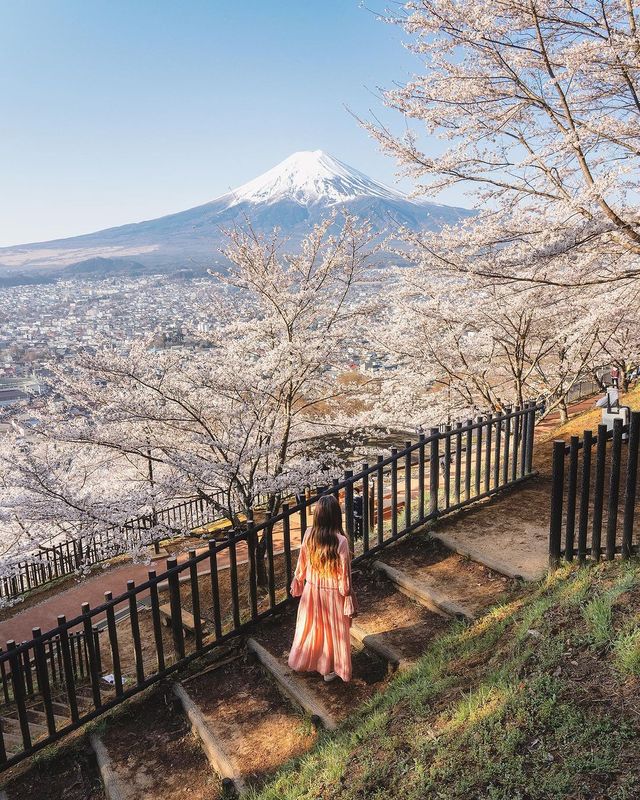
287,530,355,682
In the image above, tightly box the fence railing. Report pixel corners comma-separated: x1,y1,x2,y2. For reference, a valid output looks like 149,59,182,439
549,411,640,566
565,377,603,405
0,493,229,604
0,626,96,710
0,402,540,770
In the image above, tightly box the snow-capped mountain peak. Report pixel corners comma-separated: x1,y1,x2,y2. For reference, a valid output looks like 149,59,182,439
0,150,475,277
225,150,406,208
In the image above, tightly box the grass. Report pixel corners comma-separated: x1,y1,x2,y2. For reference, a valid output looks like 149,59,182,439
247,561,640,800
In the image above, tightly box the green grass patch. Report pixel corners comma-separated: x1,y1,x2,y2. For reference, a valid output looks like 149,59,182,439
613,627,640,676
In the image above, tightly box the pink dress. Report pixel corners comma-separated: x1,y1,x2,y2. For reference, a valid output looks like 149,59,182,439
287,530,355,682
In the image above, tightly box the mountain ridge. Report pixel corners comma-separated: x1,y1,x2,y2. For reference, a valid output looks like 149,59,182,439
0,151,474,276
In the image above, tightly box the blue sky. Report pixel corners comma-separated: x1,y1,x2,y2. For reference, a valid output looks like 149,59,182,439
0,1,467,247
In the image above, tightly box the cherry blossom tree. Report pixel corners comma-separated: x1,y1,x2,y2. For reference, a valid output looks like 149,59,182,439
375,268,607,426
594,291,640,390
0,215,381,579
364,0,640,288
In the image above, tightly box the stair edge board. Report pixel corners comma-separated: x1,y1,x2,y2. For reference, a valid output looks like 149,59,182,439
349,624,402,670
246,638,338,731
372,560,475,621
89,733,126,800
173,681,247,796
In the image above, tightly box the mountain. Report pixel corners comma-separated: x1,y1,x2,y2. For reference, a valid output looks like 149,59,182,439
0,151,474,277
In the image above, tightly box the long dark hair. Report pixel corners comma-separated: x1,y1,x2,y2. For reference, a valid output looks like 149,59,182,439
308,494,343,576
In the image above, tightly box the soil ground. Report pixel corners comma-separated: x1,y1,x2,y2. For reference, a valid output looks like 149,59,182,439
101,686,220,800
183,657,316,787
2,744,105,800
352,568,450,664
427,474,552,581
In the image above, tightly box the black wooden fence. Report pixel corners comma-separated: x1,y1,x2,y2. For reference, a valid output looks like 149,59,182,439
0,403,540,770
0,492,229,604
0,627,97,710
549,411,640,566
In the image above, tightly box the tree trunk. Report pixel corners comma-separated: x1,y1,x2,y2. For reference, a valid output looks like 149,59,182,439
558,398,569,425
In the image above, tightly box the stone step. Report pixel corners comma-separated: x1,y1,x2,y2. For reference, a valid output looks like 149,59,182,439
247,605,389,729
373,534,514,619
246,637,337,731
177,656,315,794
173,682,243,796
32,699,71,726
349,570,451,671
96,685,222,800
0,715,47,738
90,733,125,800
1,729,23,755
373,559,474,620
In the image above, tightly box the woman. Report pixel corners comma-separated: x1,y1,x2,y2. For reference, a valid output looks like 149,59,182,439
288,494,356,682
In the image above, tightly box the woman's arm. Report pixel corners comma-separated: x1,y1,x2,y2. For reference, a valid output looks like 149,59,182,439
338,537,357,616
290,530,309,597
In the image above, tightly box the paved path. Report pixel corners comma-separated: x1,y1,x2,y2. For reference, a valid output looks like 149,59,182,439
0,551,184,644
536,395,599,435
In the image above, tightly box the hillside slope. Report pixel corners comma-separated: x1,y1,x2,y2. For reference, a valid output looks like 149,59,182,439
249,561,640,800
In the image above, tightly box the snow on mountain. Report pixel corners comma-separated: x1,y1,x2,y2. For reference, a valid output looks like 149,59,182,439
0,150,474,276
227,150,406,206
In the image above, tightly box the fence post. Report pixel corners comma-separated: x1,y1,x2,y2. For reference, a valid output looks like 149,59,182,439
344,470,354,551
622,411,640,558
187,550,204,651
474,417,483,496
430,428,440,516
606,418,623,560
7,641,31,751
167,557,185,660
484,414,493,494
246,521,259,621
549,440,565,569
361,464,370,553
404,443,412,530
465,419,473,500
577,429,593,563
282,505,292,597
207,542,223,642
418,433,426,521
376,456,384,546
592,424,608,561
526,401,536,474
390,450,398,538
81,603,102,709
519,404,529,478
493,413,502,490
104,591,123,697
32,628,55,736
564,436,579,562
57,615,79,723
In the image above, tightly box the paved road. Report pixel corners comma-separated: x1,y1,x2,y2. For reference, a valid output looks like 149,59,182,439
0,549,196,645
